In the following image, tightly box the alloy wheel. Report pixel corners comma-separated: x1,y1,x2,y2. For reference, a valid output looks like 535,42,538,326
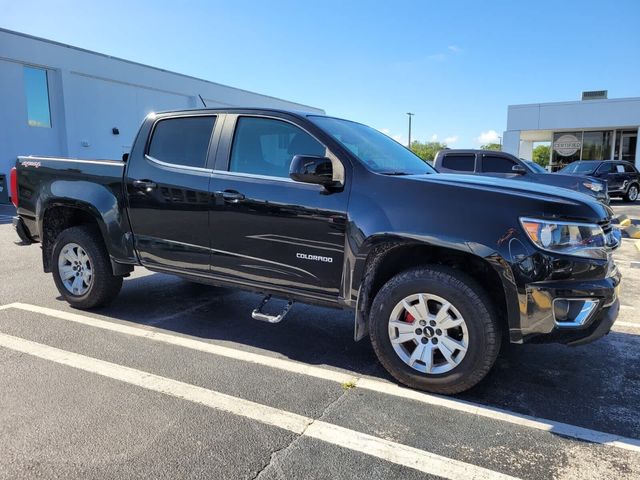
388,293,469,374
58,243,93,296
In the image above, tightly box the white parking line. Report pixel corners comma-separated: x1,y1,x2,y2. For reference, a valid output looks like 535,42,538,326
2,302,640,453
0,332,516,480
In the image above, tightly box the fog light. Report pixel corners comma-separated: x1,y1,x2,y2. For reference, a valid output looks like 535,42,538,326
552,298,599,328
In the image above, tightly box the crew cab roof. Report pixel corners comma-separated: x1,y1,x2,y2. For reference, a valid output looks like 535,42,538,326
152,107,327,119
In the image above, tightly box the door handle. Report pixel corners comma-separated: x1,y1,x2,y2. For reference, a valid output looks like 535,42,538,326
216,190,245,203
132,179,157,190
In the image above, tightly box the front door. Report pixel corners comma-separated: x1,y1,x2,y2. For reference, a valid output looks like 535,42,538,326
208,114,349,298
125,114,218,273
595,162,624,192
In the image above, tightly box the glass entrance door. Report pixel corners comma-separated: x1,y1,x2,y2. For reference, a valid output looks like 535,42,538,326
615,130,637,162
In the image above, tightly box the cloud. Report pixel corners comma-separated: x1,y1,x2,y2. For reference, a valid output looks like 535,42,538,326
444,135,459,145
378,128,391,135
476,129,500,145
430,134,438,142
393,134,405,144
448,45,462,53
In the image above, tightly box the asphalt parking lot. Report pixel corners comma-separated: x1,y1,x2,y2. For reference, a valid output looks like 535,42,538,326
1,201,640,479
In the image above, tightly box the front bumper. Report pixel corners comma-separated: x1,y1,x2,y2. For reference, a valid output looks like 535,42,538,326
519,270,621,345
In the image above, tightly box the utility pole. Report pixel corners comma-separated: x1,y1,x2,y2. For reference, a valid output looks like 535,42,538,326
406,112,414,148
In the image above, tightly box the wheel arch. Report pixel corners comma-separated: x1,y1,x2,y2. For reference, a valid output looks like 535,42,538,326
352,237,520,342
39,200,134,276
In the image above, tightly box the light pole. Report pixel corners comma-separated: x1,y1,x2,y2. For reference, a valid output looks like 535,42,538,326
406,112,414,148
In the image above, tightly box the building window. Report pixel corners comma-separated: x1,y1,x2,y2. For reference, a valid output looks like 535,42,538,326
552,132,582,167
581,131,612,161
551,130,615,168
24,66,52,128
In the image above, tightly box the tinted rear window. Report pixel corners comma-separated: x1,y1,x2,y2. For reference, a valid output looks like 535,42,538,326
441,154,475,172
148,116,216,168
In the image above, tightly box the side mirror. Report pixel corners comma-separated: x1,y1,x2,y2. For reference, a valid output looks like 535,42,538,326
122,153,129,162
512,164,526,174
289,155,335,186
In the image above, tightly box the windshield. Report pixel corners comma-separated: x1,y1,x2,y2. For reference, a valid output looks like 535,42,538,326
524,160,547,173
560,162,597,174
309,116,436,175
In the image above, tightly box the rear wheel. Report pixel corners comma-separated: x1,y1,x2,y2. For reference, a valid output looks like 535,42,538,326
51,226,123,309
369,266,500,394
624,183,639,202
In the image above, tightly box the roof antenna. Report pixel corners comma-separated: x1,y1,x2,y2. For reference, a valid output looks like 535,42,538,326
198,94,207,107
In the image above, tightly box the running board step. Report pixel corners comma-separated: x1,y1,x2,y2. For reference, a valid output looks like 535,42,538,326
251,295,294,323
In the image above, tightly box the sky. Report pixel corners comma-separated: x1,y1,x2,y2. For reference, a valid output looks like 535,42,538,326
2,0,640,148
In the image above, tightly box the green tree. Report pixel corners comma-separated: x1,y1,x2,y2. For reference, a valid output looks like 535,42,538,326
480,143,502,151
532,145,550,167
410,140,447,162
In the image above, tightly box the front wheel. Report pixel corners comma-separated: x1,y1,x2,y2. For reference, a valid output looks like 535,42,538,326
51,226,123,309
369,266,500,394
624,183,639,202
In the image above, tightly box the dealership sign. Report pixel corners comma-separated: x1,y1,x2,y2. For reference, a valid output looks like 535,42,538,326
553,134,582,156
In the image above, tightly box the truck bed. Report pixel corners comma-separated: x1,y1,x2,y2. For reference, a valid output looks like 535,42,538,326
14,155,132,266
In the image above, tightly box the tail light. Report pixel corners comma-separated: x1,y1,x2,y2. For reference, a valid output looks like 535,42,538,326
10,166,18,208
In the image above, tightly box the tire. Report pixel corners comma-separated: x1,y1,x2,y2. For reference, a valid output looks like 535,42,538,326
51,225,123,309
624,183,639,202
369,265,500,394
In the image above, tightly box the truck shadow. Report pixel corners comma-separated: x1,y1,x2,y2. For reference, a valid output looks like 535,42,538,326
96,271,640,440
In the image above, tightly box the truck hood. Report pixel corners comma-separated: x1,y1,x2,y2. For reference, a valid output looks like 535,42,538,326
405,172,612,218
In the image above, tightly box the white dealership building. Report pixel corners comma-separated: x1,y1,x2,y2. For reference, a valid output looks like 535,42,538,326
0,28,323,199
503,91,640,171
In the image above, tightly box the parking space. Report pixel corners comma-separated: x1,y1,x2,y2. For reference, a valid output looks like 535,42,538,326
1,203,640,479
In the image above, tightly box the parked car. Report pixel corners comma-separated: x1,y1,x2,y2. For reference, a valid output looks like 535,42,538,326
10,108,621,395
559,160,640,202
433,149,609,203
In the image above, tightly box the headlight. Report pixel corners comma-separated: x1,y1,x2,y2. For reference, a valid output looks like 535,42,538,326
520,217,607,259
583,181,604,192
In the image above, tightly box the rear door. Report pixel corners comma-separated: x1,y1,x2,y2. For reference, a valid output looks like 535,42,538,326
125,114,220,273
208,114,349,299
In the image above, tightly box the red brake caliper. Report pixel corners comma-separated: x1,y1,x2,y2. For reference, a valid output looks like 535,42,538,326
405,311,415,323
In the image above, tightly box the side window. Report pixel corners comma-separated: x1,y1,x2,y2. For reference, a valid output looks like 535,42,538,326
148,116,216,168
624,163,637,173
441,154,475,172
615,163,626,173
483,155,515,173
596,163,614,174
229,117,325,178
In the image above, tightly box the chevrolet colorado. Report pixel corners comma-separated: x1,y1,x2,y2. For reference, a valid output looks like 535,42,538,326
10,108,622,394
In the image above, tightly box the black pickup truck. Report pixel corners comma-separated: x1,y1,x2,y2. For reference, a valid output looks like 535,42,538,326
10,108,622,394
